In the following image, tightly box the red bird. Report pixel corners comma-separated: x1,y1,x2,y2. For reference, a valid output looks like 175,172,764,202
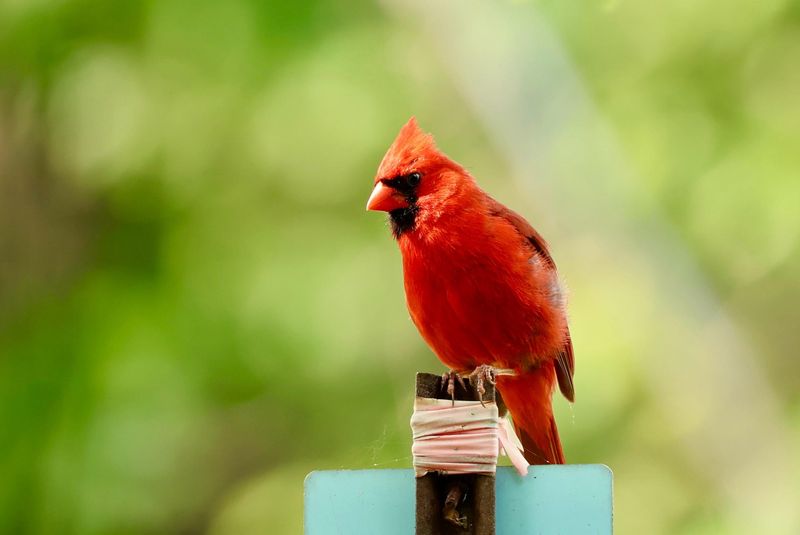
367,118,574,465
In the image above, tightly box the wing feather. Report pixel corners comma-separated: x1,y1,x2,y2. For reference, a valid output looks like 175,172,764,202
490,200,575,401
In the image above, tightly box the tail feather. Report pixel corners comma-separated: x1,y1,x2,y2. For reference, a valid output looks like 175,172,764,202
497,362,565,465
516,413,565,465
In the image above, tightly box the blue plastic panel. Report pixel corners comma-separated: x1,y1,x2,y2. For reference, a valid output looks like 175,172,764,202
305,465,612,534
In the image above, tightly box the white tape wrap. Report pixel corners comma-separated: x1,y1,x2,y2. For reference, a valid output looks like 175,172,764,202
410,397,529,477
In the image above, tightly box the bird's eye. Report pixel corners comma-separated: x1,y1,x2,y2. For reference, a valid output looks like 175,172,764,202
407,172,421,187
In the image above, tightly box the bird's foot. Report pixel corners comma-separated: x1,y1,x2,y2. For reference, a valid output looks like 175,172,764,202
441,370,467,404
469,364,497,406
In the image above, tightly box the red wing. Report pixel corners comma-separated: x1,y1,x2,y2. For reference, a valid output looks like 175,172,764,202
490,200,575,401
556,333,575,402
490,201,556,269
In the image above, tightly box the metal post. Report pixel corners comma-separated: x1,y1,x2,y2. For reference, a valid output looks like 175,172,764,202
415,372,496,535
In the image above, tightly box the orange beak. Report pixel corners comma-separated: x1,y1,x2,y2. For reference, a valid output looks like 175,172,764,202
366,181,408,212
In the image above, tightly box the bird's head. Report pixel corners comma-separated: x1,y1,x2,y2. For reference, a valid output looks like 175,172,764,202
366,117,470,237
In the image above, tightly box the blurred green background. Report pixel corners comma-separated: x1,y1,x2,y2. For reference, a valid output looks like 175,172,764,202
1,0,798,533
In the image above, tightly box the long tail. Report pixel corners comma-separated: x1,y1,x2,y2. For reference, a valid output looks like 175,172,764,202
496,362,565,465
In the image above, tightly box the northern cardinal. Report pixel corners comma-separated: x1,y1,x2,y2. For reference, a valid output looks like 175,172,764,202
367,118,573,465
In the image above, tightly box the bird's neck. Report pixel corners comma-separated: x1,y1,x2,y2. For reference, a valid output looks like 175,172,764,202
398,184,486,252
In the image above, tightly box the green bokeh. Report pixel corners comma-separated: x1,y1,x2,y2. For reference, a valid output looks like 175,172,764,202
1,1,798,534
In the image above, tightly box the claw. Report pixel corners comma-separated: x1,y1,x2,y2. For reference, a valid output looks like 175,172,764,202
441,370,467,405
469,365,496,406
